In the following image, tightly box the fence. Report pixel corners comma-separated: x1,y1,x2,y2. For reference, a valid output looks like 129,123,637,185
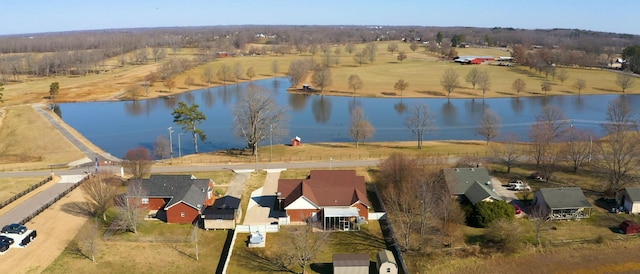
18,175,90,225
0,176,52,210
235,224,279,233
372,184,409,274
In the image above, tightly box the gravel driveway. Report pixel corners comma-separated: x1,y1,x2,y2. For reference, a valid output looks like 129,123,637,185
490,177,517,202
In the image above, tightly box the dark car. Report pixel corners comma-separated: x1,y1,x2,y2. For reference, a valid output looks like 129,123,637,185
529,172,544,181
0,235,14,245
1,223,27,234
0,241,9,253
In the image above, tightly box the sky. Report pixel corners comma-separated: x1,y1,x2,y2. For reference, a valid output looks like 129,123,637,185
1,0,637,36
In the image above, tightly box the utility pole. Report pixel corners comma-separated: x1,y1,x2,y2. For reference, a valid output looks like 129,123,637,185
269,124,273,162
168,127,174,164
589,135,592,163
178,133,183,158
329,156,333,170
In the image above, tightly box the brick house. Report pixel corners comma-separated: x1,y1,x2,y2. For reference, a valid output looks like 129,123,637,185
277,170,370,230
137,175,215,224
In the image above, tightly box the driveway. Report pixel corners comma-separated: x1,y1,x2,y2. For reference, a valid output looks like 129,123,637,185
243,169,286,225
490,177,517,202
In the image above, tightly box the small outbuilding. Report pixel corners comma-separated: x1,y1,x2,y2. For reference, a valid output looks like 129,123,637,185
616,186,640,214
291,136,301,146
376,250,398,274
533,187,592,220
620,220,640,235
333,254,370,274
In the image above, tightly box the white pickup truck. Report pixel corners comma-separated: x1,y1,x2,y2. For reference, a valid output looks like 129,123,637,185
507,180,531,191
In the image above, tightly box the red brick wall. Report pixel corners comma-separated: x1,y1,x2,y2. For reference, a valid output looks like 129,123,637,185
142,198,166,210
287,209,321,222
353,203,369,220
166,202,199,224
204,181,215,207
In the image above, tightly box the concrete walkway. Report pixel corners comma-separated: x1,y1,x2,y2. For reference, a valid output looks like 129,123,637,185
0,175,88,227
243,169,286,225
224,170,252,198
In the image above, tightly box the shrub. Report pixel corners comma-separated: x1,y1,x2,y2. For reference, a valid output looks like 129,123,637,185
485,218,525,252
469,201,514,228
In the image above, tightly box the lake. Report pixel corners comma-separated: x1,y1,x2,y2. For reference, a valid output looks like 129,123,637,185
58,78,639,158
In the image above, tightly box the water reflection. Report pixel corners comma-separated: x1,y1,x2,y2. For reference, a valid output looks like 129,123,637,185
511,98,523,114
348,96,362,114
312,96,332,124
393,100,407,114
202,90,215,107
441,100,457,126
288,93,310,112
124,101,144,116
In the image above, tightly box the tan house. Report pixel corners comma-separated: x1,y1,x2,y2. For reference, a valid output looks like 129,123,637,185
277,170,370,231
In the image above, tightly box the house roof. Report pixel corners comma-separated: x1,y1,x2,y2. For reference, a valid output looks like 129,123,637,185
212,195,241,209
377,250,397,265
538,187,592,209
464,181,502,205
333,253,369,267
442,167,491,195
140,175,212,211
201,208,236,220
277,170,370,209
623,187,640,202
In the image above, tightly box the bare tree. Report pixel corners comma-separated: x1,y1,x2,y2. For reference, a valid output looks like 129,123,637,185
113,180,146,234
353,51,368,66
512,78,526,95
573,78,587,95
616,73,635,93
394,79,409,96
246,66,256,81
153,135,170,160
365,42,378,63
311,68,332,93
81,173,118,220
440,68,459,97
406,104,436,149
347,74,363,93
541,80,552,95
124,84,143,100
598,98,640,194
233,62,243,83
410,42,418,52
184,76,195,89
122,147,153,179
529,205,550,247
562,127,594,173
283,224,329,273
233,85,288,156
349,106,375,148
556,69,569,85
396,51,407,63
288,59,309,87
477,71,491,97
163,77,176,92
200,67,214,88
77,219,100,262
536,105,568,139
490,133,523,173
217,64,233,85
387,42,399,54
344,43,356,55
465,67,481,89
477,109,502,144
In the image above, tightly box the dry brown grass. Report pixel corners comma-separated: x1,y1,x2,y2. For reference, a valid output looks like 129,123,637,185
0,176,51,202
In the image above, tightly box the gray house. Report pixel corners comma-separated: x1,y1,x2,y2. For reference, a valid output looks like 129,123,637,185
533,187,592,220
442,167,502,205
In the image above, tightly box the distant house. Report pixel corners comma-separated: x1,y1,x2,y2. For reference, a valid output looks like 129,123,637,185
291,136,301,146
376,250,398,274
136,175,215,224
277,170,370,230
616,186,640,214
333,254,370,274
454,56,494,64
201,195,241,230
442,167,502,205
533,187,592,220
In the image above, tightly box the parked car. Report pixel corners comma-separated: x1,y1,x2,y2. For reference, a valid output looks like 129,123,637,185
509,184,531,191
1,223,27,234
0,241,9,253
508,180,525,187
513,204,522,215
0,235,14,245
529,172,544,181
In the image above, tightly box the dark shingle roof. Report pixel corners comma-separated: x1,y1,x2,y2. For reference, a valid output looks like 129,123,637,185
539,187,592,209
141,175,211,211
212,196,241,209
442,167,491,195
201,208,236,220
377,250,397,265
464,181,502,205
624,186,640,202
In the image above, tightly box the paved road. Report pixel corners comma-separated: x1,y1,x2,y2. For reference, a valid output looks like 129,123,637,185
33,104,120,162
0,175,87,227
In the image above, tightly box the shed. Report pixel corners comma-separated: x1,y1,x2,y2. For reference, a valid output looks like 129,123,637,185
291,136,301,146
620,220,640,235
616,186,640,214
376,250,398,274
333,254,370,274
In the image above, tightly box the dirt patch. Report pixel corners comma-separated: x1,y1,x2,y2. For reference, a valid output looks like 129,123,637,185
0,185,89,274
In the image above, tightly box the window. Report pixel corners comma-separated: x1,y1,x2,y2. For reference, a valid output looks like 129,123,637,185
141,198,149,205
180,212,186,218
386,268,391,273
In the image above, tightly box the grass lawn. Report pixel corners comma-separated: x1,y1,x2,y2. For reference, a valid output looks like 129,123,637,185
0,176,50,202
226,221,387,273
0,105,85,170
44,220,228,274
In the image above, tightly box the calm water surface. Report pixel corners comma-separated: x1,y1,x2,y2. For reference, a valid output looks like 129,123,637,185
58,78,639,158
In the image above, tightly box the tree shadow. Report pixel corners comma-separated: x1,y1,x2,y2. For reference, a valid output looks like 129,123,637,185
416,90,445,96
593,87,620,93
310,262,333,273
60,201,94,218
237,248,295,273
